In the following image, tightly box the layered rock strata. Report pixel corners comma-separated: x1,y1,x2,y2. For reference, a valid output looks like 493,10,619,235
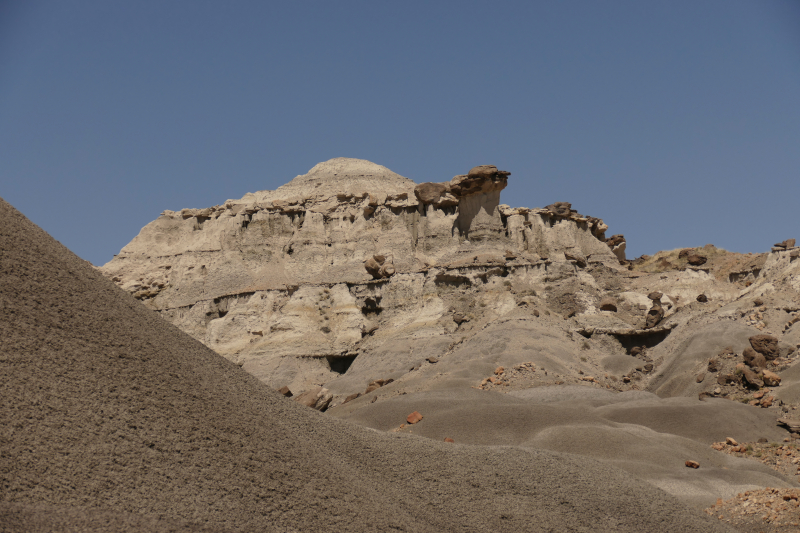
101,158,621,393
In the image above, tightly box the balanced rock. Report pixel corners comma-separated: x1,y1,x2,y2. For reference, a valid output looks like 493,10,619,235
774,238,796,249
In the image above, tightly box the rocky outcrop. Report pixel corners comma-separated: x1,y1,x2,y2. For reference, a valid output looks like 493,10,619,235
101,158,623,396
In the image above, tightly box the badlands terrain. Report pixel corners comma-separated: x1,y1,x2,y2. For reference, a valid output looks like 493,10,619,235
3,158,800,531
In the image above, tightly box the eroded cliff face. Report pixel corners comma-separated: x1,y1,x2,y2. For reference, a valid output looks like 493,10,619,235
101,158,623,394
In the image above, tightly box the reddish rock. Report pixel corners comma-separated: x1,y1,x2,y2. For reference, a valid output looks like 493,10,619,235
750,335,779,359
277,386,293,398
406,411,423,424
494,366,505,375
711,443,725,451
760,396,774,408
444,438,455,443
726,437,739,446
685,460,700,469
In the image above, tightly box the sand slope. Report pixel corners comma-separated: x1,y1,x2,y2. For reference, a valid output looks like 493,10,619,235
0,196,734,531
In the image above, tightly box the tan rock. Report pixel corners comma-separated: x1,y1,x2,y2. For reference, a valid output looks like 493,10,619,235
726,437,739,446
685,460,700,469
494,366,505,375
762,370,782,387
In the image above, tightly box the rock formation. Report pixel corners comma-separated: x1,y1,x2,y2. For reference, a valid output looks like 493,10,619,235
101,158,620,394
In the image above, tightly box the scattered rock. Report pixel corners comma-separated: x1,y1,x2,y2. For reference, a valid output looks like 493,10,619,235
762,370,782,387
696,294,708,303
406,411,423,424
707,359,720,372
750,334,779,360
726,437,738,446
426,356,439,364
278,386,293,398
696,372,706,383
742,368,764,388
685,460,700,469
494,366,505,375
753,298,764,307
743,347,767,369
444,438,455,443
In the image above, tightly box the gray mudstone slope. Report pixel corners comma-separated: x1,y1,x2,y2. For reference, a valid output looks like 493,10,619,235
1,196,734,532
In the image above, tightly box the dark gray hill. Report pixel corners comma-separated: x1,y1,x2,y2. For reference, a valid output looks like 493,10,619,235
0,197,731,531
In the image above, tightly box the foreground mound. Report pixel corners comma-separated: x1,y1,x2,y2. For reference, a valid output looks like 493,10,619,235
0,198,734,531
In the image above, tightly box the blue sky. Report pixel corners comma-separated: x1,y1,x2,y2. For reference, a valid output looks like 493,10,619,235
1,1,798,265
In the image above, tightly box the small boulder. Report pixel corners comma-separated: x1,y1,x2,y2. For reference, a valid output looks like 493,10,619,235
406,411,423,424
647,291,663,301
696,294,708,303
742,368,764,388
762,370,782,387
707,359,720,372
426,356,439,364
685,460,700,469
278,386,293,398
726,437,738,446
443,437,455,443
750,334,779,360
494,366,505,375
743,347,767,369
696,372,706,383
644,303,664,329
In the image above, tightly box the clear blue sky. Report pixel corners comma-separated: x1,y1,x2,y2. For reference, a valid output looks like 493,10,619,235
2,1,798,265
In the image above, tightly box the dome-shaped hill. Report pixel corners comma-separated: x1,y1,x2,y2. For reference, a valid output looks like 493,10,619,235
0,196,730,532
241,157,416,203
